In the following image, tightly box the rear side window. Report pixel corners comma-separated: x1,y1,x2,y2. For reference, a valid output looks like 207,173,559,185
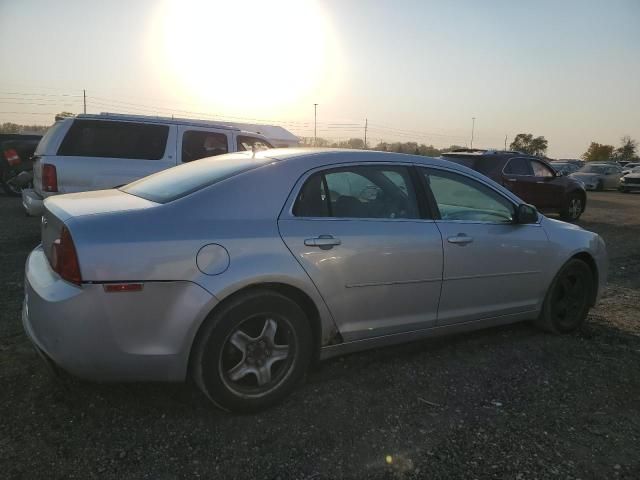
182,130,229,163
293,165,419,219
237,135,273,152
57,120,169,160
504,158,533,176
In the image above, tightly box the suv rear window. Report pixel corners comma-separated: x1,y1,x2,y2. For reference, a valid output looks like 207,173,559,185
121,153,276,203
57,119,169,160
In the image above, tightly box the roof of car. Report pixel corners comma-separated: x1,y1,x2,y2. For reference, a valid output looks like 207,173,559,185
246,147,508,178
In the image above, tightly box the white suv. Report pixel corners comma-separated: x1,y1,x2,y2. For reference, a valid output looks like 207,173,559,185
22,113,282,216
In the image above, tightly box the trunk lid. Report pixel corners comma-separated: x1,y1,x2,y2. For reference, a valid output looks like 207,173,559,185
41,189,157,266
44,189,157,222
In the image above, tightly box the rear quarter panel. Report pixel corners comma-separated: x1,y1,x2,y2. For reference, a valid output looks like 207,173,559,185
69,159,341,345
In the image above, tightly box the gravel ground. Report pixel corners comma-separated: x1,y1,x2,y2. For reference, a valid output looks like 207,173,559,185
1,192,639,480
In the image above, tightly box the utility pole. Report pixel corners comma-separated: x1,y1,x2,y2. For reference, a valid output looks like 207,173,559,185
504,134,508,150
364,118,368,149
83,89,86,114
313,103,318,147
470,117,476,149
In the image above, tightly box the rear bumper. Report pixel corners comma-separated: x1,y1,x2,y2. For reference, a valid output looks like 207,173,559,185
22,245,218,382
21,188,45,216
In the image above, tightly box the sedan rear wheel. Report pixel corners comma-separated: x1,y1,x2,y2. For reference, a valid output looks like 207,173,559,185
536,259,593,333
192,290,312,412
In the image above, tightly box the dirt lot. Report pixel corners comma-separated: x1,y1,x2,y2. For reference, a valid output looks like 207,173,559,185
1,192,639,479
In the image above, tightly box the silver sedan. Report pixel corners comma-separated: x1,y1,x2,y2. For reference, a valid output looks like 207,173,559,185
23,149,607,411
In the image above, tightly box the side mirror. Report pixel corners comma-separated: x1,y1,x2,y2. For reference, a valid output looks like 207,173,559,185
515,203,538,224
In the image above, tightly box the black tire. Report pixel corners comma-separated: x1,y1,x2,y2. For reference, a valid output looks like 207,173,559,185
191,289,313,412
1,168,22,196
596,180,604,192
536,259,594,334
559,193,584,221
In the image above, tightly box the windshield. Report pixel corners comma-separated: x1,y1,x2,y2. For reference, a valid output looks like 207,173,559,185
578,164,608,174
121,152,276,203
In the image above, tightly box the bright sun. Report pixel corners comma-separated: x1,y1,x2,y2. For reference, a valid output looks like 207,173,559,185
153,0,337,112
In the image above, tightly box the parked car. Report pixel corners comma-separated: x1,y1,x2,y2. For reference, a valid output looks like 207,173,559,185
569,163,623,191
550,161,581,175
441,150,587,221
558,158,585,168
0,134,42,196
21,113,292,216
23,149,607,412
621,162,640,175
619,166,640,193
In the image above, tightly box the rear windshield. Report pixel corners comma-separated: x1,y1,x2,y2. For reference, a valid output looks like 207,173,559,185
121,153,276,203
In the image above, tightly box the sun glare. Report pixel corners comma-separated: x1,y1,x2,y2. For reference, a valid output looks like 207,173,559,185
151,0,338,113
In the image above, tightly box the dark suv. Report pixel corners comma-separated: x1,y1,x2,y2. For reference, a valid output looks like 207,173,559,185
441,149,587,221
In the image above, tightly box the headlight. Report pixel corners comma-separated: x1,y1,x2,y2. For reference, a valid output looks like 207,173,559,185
620,177,626,183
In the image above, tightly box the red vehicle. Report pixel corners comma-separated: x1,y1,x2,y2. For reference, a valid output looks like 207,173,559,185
0,134,42,196
442,149,587,221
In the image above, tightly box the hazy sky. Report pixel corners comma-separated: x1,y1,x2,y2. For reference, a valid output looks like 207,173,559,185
0,0,638,157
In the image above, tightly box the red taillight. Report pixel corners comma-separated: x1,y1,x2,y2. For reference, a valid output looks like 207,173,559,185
4,148,21,166
51,227,82,285
42,164,58,192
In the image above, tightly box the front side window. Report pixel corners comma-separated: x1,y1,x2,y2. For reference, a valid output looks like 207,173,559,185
57,120,169,160
182,130,229,163
504,158,533,176
293,165,419,219
237,135,273,152
531,160,554,177
423,169,515,223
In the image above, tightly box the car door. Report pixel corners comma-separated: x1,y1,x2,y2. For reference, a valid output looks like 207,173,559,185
54,119,177,192
278,163,443,342
420,167,549,325
604,166,622,188
529,159,565,209
177,126,231,163
501,157,537,203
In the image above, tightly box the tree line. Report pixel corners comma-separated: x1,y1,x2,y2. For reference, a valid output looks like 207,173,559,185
301,133,638,163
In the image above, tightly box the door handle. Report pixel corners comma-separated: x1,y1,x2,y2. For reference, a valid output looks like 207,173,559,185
304,235,341,249
447,234,473,245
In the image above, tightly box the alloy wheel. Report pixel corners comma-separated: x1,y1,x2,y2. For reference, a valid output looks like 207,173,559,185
219,316,295,397
568,198,582,220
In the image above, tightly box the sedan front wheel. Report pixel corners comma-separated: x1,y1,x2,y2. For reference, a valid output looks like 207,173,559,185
536,259,593,333
192,290,313,412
